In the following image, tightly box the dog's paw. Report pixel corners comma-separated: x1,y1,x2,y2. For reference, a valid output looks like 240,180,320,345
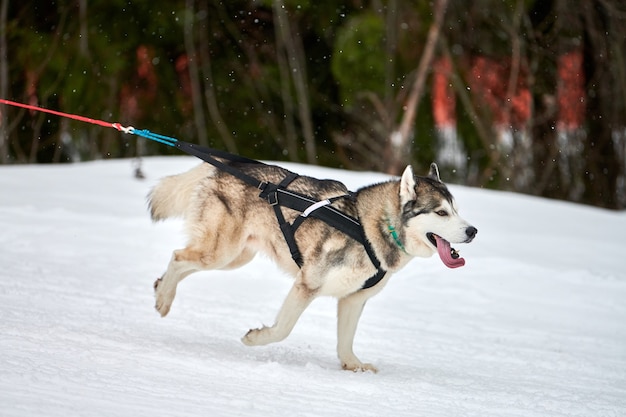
241,327,263,346
341,361,378,373
154,300,171,317
241,326,273,346
153,278,173,317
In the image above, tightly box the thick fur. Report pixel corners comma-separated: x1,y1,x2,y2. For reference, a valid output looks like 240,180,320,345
149,162,476,372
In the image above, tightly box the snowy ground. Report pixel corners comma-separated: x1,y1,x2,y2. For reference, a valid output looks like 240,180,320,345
1,156,625,417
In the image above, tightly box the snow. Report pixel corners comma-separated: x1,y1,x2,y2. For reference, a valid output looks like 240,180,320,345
1,156,625,417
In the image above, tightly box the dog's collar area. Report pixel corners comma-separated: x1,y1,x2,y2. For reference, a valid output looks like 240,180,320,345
386,219,408,254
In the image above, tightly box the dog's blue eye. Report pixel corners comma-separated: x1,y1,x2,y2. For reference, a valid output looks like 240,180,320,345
436,210,448,217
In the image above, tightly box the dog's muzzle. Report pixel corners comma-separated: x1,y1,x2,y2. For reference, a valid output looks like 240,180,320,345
465,226,477,243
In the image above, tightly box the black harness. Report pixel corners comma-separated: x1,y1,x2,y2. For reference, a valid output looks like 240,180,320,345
174,141,387,290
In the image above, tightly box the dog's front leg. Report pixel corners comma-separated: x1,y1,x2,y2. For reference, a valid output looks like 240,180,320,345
337,292,378,373
242,281,316,346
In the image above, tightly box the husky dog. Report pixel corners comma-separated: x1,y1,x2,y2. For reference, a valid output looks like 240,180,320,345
149,162,476,372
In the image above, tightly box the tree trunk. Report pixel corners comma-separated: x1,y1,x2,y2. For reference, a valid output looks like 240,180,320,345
385,0,448,174
0,0,9,163
197,2,237,154
273,16,300,161
273,0,317,164
383,0,398,116
78,0,89,57
184,0,209,147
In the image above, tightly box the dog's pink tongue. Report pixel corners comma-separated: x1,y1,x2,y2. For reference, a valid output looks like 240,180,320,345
434,235,465,268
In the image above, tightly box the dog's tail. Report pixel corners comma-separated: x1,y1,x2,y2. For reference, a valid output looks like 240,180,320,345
148,163,213,221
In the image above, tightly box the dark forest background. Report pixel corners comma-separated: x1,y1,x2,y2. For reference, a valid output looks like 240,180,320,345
1,0,625,209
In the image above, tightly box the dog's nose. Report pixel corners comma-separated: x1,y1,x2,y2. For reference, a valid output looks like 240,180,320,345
465,226,477,239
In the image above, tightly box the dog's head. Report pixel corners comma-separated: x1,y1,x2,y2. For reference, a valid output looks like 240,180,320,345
399,163,477,268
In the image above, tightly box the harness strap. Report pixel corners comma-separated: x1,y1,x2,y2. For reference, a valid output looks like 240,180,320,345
361,249,386,289
259,172,304,267
175,141,264,188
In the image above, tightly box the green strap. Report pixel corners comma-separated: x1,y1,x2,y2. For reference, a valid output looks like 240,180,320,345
387,222,408,254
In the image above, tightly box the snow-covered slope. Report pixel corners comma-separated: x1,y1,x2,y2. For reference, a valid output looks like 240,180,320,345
1,157,625,416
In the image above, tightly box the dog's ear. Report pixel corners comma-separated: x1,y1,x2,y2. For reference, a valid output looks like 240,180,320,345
427,162,441,182
400,165,417,204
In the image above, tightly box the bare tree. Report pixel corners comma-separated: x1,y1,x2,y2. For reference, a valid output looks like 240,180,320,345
385,0,448,175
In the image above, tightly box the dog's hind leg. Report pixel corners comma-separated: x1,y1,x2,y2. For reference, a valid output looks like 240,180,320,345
337,291,378,373
155,215,251,316
155,244,250,316
154,247,207,317
242,279,316,346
